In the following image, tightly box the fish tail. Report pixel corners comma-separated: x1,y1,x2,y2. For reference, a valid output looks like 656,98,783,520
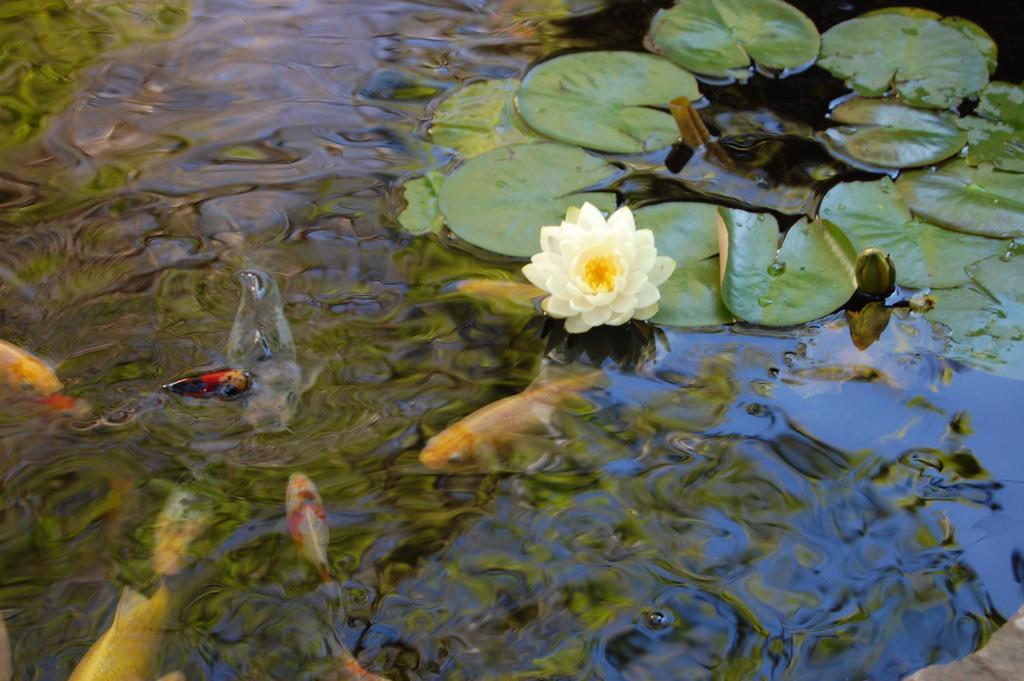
36,393,78,411
320,563,332,583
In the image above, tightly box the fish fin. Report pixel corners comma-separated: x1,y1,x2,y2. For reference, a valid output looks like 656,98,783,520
320,564,332,583
155,673,185,681
111,586,148,629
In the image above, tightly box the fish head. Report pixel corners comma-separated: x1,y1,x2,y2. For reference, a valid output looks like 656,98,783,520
419,425,480,471
286,472,322,514
9,355,62,397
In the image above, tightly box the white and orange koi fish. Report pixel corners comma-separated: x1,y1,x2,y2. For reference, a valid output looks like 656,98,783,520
286,473,331,582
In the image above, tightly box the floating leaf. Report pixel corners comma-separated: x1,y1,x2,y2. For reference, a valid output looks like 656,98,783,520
718,209,857,326
820,179,1006,289
647,0,819,81
940,17,998,75
632,202,730,326
896,160,1024,239
517,51,700,154
819,13,989,108
653,257,732,326
438,143,617,257
398,172,444,235
633,202,720,261
819,98,966,170
958,81,1024,173
429,80,537,158
926,255,1024,381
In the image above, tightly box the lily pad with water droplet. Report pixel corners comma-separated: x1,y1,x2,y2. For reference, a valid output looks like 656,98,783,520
926,254,1024,381
647,0,819,82
819,98,966,171
957,81,1024,173
632,202,730,326
438,143,617,257
896,160,1024,239
398,172,444,236
517,51,700,154
719,209,857,326
820,178,1006,288
819,13,989,109
429,80,538,159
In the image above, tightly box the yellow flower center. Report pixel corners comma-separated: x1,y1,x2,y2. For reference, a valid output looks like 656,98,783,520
582,254,619,293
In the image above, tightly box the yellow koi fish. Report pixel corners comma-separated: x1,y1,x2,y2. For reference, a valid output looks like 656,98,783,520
0,339,63,400
286,473,330,582
0,611,10,681
153,489,210,578
419,371,603,471
69,488,206,681
453,279,544,307
68,583,172,681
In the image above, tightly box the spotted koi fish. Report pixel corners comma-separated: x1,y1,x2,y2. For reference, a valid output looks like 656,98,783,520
286,473,331,582
162,368,253,399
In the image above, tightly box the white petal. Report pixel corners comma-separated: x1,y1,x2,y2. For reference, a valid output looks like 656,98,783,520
576,202,607,231
633,229,654,251
633,245,656,273
607,205,636,234
543,295,574,318
540,226,564,255
545,270,572,298
633,303,659,320
649,256,676,286
635,282,661,308
624,271,647,295
611,293,638,314
581,305,612,328
607,310,633,326
564,315,592,334
569,295,594,312
522,263,551,292
588,290,617,307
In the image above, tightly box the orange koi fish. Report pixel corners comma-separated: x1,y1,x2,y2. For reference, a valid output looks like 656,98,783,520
0,338,80,412
286,473,331,582
162,368,253,399
419,371,603,471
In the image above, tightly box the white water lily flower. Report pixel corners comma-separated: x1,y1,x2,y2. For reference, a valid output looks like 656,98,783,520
522,202,676,334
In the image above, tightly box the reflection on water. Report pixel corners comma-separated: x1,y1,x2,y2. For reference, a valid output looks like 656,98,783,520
0,0,1023,679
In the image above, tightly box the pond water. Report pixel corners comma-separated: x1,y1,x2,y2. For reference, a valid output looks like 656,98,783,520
1,0,1023,679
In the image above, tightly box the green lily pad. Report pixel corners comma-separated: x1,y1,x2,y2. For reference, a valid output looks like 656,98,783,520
958,81,1024,173
819,13,989,108
438,143,617,257
896,160,1024,239
398,172,444,235
926,254,1024,381
517,51,700,154
647,0,819,82
429,80,537,158
819,98,966,170
632,202,730,326
820,178,1006,289
633,202,720,261
719,209,857,326
653,257,732,326
860,9,997,74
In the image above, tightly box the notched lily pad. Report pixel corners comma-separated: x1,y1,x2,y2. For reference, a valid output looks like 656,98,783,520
820,13,989,108
926,254,1024,381
718,208,857,326
819,98,966,170
647,0,819,82
820,178,1006,289
632,202,730,326
438,143,618,258
398,172,445,235
429,80,537,158
517,51,700,154
896,160,1024,239
958,81,1024,173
